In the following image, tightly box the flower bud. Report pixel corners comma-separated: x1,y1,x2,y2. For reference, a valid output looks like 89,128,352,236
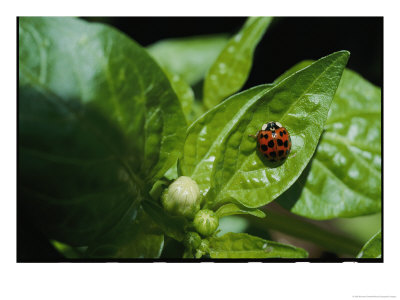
195,239,210,258
193,209,219,237
183,232,202,250
161,176,201,218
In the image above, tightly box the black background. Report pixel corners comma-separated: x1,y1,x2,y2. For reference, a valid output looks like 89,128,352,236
85,17,383,87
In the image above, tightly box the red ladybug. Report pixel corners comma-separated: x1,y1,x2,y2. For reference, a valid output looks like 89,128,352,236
249,121,292,162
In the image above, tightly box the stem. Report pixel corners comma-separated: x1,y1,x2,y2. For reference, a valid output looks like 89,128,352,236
149,179,169,200
246,206,363,256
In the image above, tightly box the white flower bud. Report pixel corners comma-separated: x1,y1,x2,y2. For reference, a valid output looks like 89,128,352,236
161,176,201,218
193,209,219,237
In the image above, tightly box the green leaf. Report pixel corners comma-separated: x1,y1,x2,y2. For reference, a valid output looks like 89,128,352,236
180,84,271,198
19,17,186,245
141,200,188,242
277,62,381,219
181,51,349,210
203,17,272,109
215,203,266,218
148,34,229,86
357,230,381,258
209,232,308,258
163,70,194,122
86,208,164,258
51,240,86,259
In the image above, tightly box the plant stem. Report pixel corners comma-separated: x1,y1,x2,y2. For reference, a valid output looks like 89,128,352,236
246,206,363,256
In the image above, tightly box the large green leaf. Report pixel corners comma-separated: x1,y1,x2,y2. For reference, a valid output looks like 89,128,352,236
357,230,381,258
277,62,381,219
181,51,349,209
148,34,229,86
203,17,272,109
18,17,186,245
163,70,194,122
209,232,308,258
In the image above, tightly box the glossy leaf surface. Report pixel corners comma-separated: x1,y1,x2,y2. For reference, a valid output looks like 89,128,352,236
148,34,229,86
357,230,381,258
180,85,270,200
277,62,381,219
215,203,265,218
209,232,308,258
164,70,194,122
203,17,272,109
19,17,186,245
181,51,349,209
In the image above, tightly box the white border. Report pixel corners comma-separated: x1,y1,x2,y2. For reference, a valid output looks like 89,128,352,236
2,1,399,299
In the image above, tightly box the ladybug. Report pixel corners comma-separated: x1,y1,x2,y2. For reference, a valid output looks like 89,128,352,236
249,121,292,162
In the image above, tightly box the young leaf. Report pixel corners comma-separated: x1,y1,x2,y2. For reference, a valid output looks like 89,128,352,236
19,17,186,245
277,63,381,219
208,232,308,258
181,51,349,210
51,240,85,259
148,34,229,86
203,17,272,109
215,203,266,218
357,230,381,258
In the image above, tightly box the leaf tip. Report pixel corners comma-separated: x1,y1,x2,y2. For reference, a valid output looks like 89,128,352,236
336,50,351,61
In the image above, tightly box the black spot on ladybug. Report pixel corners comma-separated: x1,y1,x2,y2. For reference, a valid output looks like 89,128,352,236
279,131,283,137
259,133,263,138
283,130,286,134
268,140,274,148
263,133,268,139
261,144,268,151
277,139,283,146
284,140,288,147
270,151,277,157
286,150,289,155
278,150,284,156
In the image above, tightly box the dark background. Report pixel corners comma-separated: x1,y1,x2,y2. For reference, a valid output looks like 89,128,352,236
85,17,383,88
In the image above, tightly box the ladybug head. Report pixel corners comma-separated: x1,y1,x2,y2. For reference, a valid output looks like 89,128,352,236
262,121,282,131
